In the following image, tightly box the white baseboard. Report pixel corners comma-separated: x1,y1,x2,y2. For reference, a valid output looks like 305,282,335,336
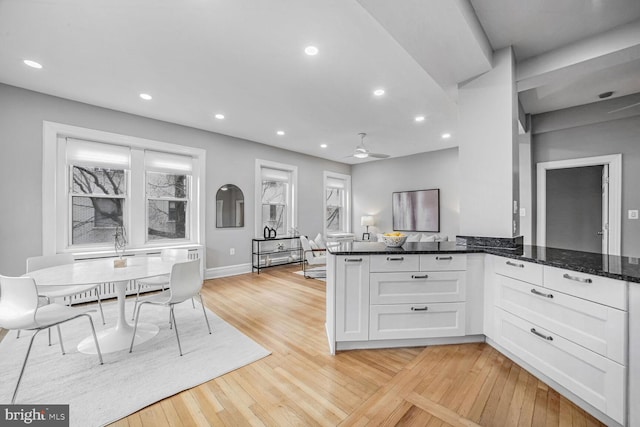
205,263,252,279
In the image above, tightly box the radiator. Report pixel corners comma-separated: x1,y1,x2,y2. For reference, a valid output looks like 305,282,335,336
69,247,203,304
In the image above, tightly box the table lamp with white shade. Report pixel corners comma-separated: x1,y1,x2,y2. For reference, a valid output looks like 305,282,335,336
361,215,374,240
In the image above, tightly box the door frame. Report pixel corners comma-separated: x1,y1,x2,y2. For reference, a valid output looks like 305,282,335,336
536,154,621,256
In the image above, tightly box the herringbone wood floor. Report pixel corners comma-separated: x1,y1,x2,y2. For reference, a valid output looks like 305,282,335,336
2,264,604,426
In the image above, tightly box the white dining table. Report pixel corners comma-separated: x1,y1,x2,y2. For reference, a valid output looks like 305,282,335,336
25,256,175,354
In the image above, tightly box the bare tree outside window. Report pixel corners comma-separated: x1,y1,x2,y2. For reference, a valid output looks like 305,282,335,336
326,187,342,232
261,180,287,235
147,172,189,240
71,166,125,244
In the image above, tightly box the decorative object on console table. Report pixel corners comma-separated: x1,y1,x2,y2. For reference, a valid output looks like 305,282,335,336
113,225,127,268
361,215,374,241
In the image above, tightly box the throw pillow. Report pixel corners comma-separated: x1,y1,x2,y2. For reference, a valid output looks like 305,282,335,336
420,234,436,242
406,233,422,242
314,233,326,249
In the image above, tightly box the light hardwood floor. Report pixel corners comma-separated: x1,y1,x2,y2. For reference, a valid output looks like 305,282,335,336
1,265,603,426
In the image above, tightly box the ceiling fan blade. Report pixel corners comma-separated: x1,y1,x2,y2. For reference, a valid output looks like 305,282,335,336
608,101,640,114
368,153,390,159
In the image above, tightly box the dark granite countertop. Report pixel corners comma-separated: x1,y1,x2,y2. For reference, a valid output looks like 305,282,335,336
326,241,640,283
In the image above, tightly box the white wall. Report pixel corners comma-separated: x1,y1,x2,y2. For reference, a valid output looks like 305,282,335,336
351,148,459,240
0,83,350,276
458,47,519,238
532,96,640,257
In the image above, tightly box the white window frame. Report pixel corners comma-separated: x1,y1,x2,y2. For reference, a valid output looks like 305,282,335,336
43,121,206,256
255,159,298,238
323,171,351,236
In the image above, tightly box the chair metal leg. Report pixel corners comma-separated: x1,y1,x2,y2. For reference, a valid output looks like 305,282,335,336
16,330,21,339
48,327,52,346
95,287,105,325
170,305,183,356
56,325,65,355
199,294,212,334
129,302,147,353
12,330,41,404
191,297,195,309
83,314,103,365
132,282,142,321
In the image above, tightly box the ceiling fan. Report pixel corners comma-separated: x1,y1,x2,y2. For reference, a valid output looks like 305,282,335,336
348,132,390,159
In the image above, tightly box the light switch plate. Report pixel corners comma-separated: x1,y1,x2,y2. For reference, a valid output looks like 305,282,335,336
519,208,526,217
629,210,639,220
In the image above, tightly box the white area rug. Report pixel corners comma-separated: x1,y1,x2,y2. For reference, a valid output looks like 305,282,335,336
0,300,270,427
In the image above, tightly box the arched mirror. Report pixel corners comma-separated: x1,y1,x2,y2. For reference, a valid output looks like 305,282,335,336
216,184,244,228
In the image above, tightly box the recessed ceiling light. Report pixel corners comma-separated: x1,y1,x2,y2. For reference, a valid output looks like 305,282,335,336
320,144,327,148
373,89,385,96
214,113,225,120
139,93,152,101
304,46,319,56
277,130,285,136
415,115,425,122
441,133,451,139
23,59,42,69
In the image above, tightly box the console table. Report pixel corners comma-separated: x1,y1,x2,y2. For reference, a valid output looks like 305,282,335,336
251,236,302,273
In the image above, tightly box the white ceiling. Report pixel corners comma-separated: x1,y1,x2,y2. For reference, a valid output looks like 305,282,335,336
1,0,639,163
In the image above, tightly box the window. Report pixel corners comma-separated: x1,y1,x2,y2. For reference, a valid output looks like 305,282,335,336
43,122,205,255
145,151,193,241
323,171,351,235
255,160,297,237
66,139,130,246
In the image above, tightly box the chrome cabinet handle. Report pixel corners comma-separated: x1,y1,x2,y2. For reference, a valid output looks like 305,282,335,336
411,274,429,279
411,306,428,311
530,328,553,341
345,258,363,263
562,273,592,283
387,256,404,261
506,261,525,268
530,288,553,299
436,256,453,260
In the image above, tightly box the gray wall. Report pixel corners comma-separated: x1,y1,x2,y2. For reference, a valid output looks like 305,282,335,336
351,148,459,240
0,83,350,276
533,98,640,257
546,166,603,253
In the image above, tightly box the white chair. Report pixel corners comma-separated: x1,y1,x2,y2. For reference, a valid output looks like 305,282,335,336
299,235,326,278
26,254,106,326
129,259,211,356
131,248,190,319
0,275,103,404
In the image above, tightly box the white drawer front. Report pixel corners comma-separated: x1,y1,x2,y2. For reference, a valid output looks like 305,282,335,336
494,257,543,285
370,302,466,340
543,266,627,310
496,275,627,365
370,271,466,304
494,308,625,423
419,254,467,271
370,254,420,272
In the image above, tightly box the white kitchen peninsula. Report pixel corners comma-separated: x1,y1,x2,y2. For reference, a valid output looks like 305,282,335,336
325,241,640,427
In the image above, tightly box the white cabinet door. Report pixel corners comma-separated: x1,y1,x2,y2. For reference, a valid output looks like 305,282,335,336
420,254,467,271
335,255,370,341
370,302,465,340
494,308,626,424
543,265,627,311
494,256,543,285
370,271,465,304
370,254,420,272
496,275,627,365
630,284,640,427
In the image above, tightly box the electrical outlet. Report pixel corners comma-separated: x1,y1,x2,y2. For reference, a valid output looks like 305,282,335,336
229,248,235,255
519,207,526,217
629,210,639,220
629,257,639,265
